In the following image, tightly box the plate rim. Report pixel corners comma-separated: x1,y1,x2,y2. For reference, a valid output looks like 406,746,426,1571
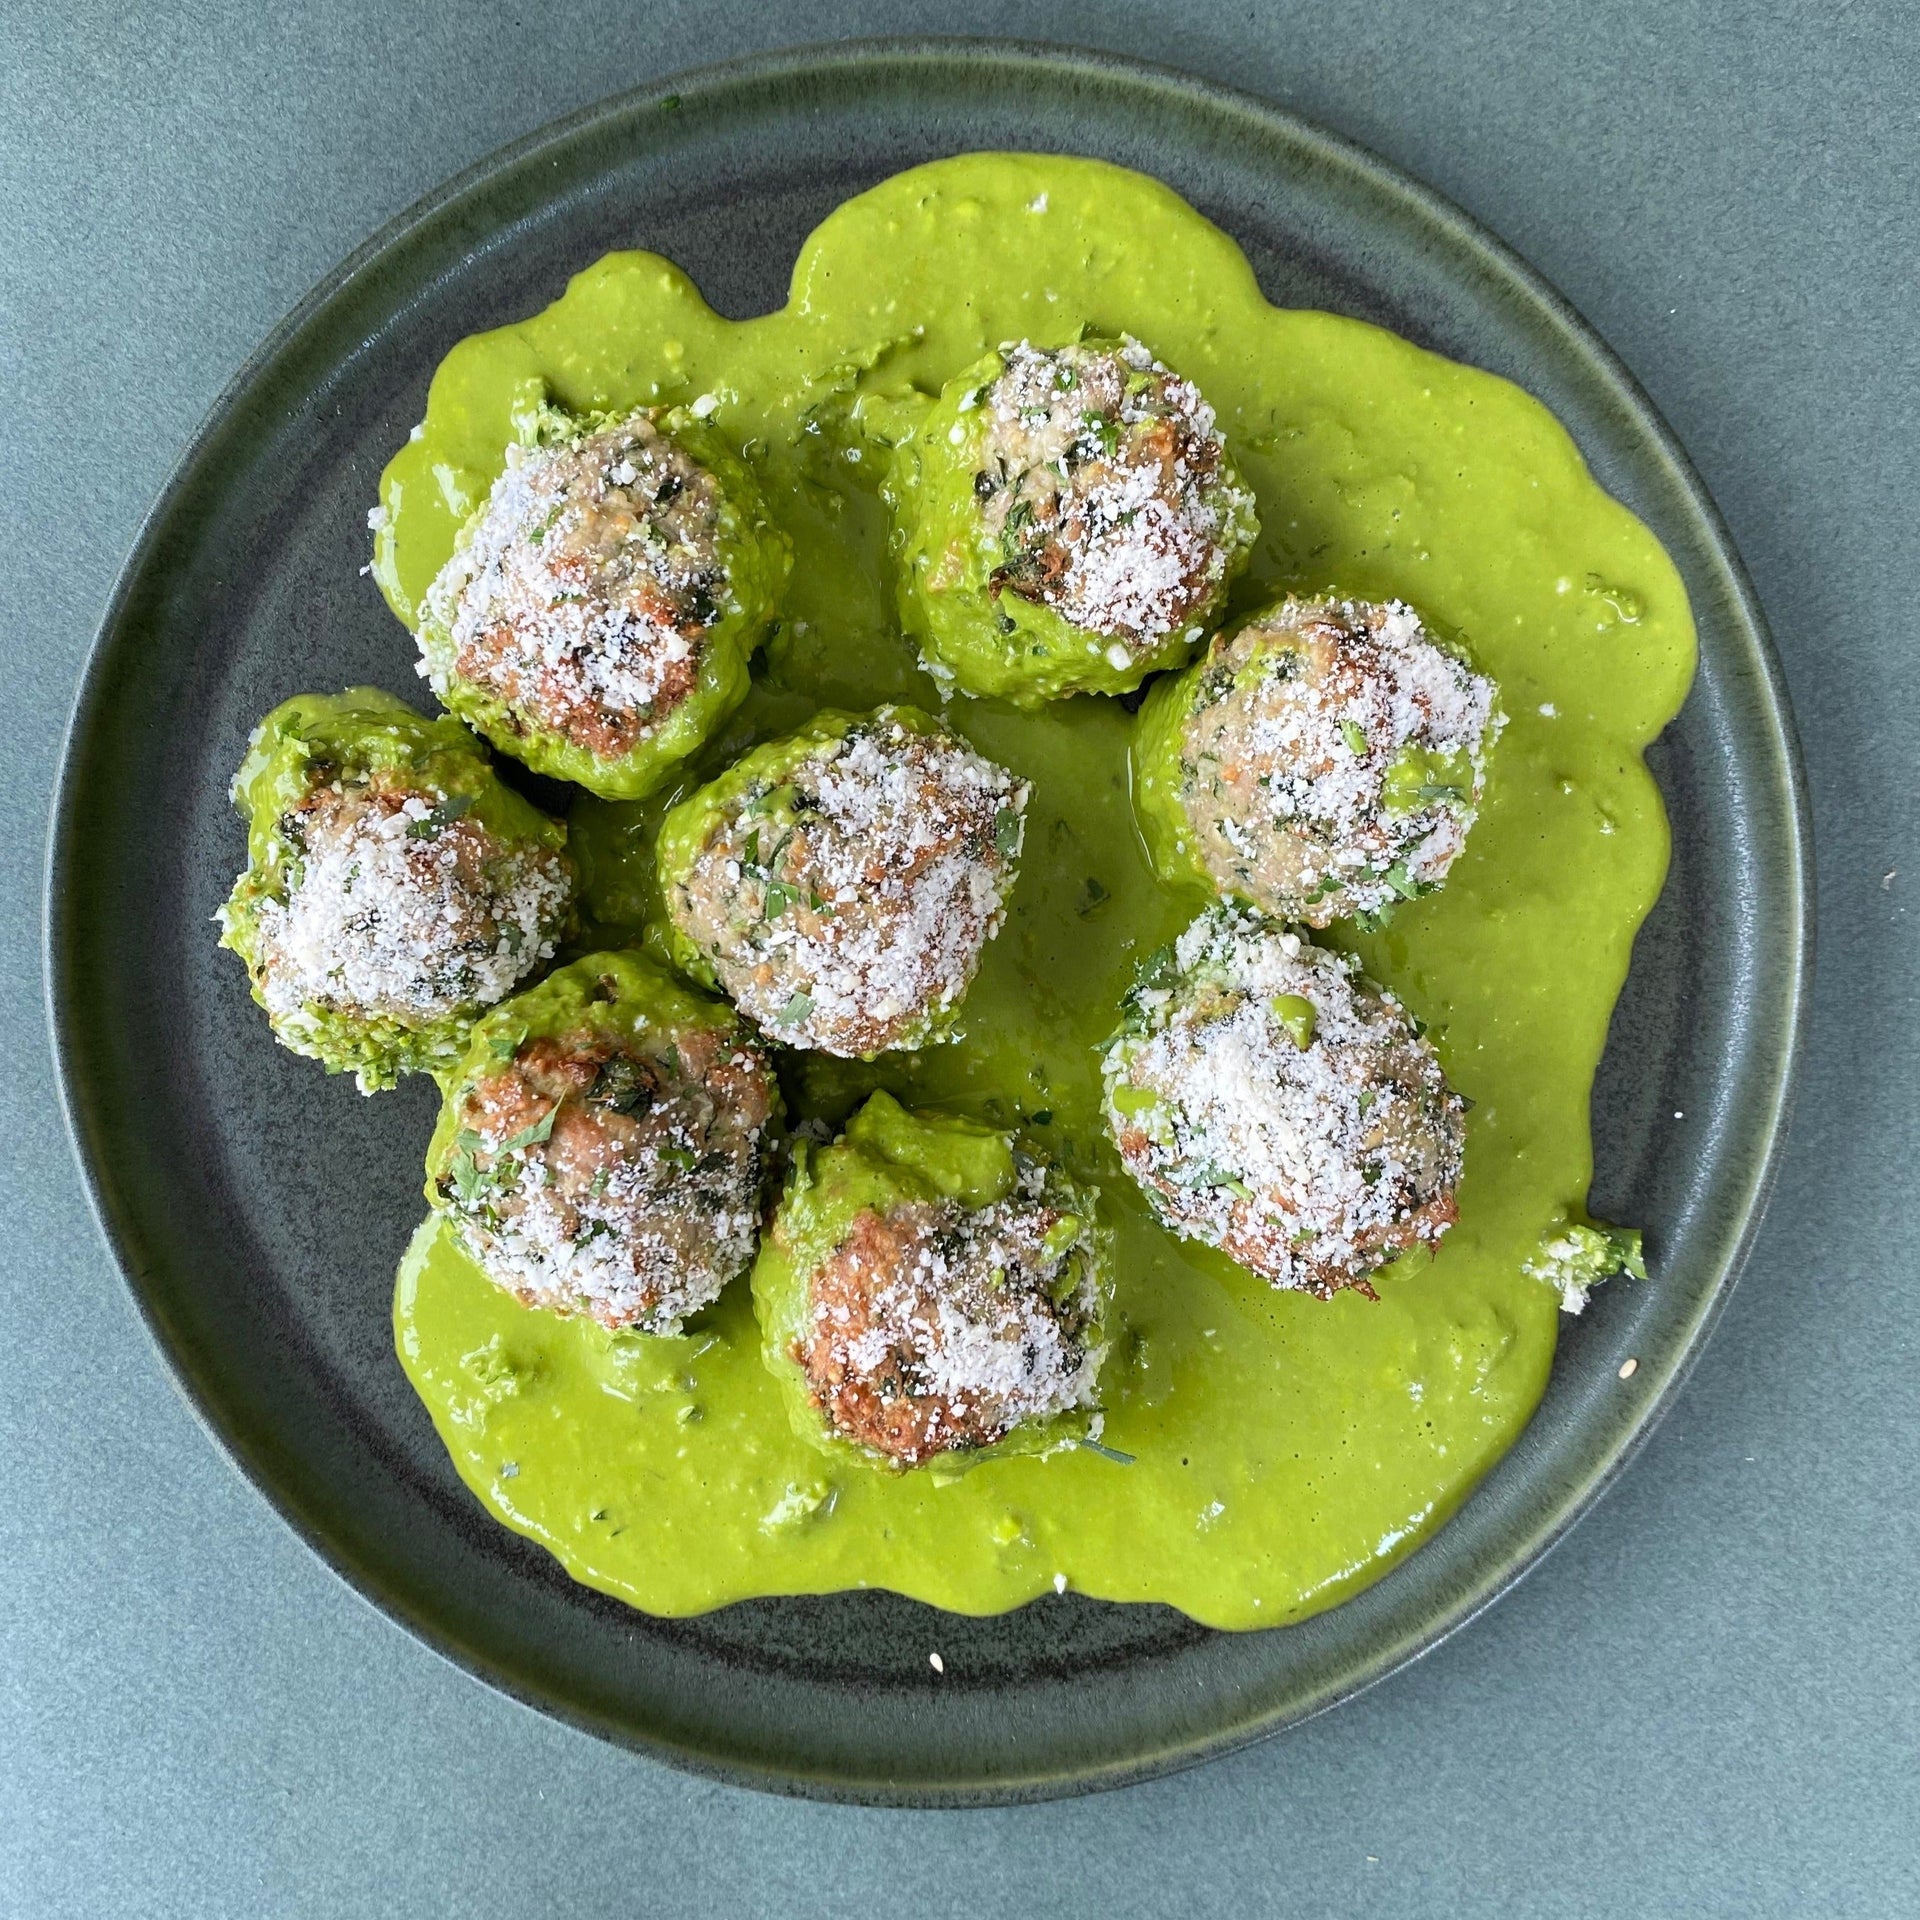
43,35,1814,1804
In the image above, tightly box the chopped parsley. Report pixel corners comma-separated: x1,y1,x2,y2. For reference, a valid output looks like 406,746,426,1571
404,790,476,839
1380,859,1424,900
497,1103,561,1154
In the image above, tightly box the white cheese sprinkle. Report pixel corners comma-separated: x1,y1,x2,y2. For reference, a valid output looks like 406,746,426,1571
256,788,567,1033
978,338,1253,650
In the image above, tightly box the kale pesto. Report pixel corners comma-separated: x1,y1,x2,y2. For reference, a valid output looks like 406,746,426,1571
381,153,1690,1628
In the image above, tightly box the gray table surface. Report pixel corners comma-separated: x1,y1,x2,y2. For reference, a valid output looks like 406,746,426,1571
7,2,1915,1913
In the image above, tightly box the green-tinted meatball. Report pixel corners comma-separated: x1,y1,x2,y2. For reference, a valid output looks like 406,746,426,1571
1101,907,1464,1295
217,689,575,1092
417,404,791,799
425,953,781,1335
751,1093,1113,1469
1135,595,1501,926
656,706,1027,1057
884,336,1258,704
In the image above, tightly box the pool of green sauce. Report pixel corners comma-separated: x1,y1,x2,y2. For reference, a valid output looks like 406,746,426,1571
377,154,1693,1629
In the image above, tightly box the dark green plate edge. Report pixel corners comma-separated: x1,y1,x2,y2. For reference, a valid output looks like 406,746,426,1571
42,38,1812,1804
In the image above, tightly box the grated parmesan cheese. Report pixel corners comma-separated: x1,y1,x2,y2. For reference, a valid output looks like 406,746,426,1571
671,713,1026,1056
1178,595,1501,926
1102,908,1465,1293
973,338,1255,653
421,411,729,760
799,1167,1106,1463
255,781,569,1033
442,1026,777,1334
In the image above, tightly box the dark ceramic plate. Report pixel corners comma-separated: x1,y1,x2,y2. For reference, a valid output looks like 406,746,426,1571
46,40,1809,1804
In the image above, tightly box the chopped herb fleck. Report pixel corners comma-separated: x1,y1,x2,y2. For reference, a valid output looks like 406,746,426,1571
498,1103,561,1155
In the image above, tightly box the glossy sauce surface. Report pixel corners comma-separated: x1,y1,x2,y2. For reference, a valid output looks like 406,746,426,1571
379,154,1693,1628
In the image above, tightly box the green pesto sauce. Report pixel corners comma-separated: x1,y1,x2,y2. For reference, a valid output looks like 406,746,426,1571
381,154,1693,1629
